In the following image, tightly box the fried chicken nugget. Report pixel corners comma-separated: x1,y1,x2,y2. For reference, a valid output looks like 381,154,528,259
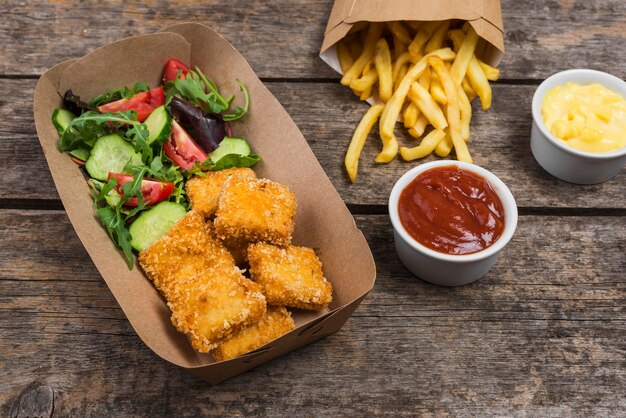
168,261,267,352
214,177,297,247
138,210,233,296
213,306,295,361
248,243,333,311
138,211,266,352
185,168,256,218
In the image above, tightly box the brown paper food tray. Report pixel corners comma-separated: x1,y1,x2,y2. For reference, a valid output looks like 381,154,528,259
33,23,376,384
320,0,505,76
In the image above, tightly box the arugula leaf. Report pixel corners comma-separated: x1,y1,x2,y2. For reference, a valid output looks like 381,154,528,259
186,153,261,175
223,80,250,121
211,153,261,170
59,110,149,153
165,67,249,119
88,82,151,107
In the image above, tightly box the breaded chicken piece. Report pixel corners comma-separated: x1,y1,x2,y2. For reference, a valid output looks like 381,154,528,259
186,168,256,218
248,243,332,311
138,210,266,352
214,176,297,246
213,306,295,361
138,211,233,297
168,261,267,352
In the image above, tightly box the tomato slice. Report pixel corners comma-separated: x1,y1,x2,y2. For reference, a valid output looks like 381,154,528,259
107,172,174,207
163,59,190,83
163,120,208,170
98,86,164,122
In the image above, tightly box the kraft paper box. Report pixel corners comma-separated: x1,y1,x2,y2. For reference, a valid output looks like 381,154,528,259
320,0,505,75
33,23,376,384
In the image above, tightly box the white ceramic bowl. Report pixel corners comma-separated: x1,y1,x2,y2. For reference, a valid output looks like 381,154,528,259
389,161,518,286
531,69,626,184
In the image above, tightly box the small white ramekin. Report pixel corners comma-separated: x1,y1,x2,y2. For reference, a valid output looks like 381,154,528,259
531,69,626,184
388,161,518,286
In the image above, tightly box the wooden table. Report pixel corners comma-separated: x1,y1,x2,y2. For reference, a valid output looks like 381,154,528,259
2,1,625,416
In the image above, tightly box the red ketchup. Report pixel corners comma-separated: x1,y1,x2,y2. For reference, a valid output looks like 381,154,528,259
398,165,505,255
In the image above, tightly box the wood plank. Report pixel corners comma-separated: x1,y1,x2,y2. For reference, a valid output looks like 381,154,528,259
1,210,624,416
2,79,624,208
1,0,625,79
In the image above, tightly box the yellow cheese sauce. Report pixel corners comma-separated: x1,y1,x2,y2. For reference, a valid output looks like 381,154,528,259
542,82,626,153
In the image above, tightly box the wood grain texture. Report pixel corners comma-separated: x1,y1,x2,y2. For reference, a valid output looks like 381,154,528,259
1,211,624,417
1,79,625,208
1,0,625,79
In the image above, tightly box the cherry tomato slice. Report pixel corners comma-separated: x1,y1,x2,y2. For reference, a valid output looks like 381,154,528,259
163,120,208,170
163,59,190,83
98,86,164,122
107,173,174,207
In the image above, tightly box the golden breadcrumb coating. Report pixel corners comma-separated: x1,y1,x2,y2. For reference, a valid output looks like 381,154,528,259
185,168,256,218
138,210,266,352
168,262,267,352
248,243,333,311
138,211,233,297
221,235,250,267
213,306,295,361
214,176,297,247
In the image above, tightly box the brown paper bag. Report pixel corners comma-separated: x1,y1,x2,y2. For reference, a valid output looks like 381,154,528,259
320,0,504,76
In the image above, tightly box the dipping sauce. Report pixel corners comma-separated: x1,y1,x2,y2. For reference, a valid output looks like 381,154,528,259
398,165,505,255
542,82,626,153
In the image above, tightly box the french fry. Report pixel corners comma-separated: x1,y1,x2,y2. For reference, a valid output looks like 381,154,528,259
407,82,448,130
350,70,378,93
435,130,453,157
400,129,446,161
337,41,354,74
392,52,413,83
462,77,477,99
374,38,393,102
349,40,362,60
406,21,422,32
478,59,500,81
393,34,406,61
345,104,385,182
360,86,372,101
429,56,472,163
375,134,399,163
388,21,412,45
379,48,455,142
458,86,472,141
430,76,448,105
408,30,429,58
403,102,418,129
409,115,428,138
341,23,383,86
447,29,465,51
425,20,451,53
419,66,431,90
450,26,479,85
467,55,492,110
394,64,408,92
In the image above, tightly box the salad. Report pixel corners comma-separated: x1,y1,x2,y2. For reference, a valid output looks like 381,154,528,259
51,59,259,268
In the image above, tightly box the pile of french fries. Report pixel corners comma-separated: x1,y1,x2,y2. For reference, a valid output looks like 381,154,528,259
340,20,500,182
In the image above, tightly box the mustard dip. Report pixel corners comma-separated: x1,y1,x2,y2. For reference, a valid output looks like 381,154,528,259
542,82,626,153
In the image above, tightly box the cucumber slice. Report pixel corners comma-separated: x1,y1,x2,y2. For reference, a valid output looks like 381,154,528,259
85,134,141,181
52,108,76,136
69,148,90,162
208,137,251,162
144,105,171,145
129,201,187,251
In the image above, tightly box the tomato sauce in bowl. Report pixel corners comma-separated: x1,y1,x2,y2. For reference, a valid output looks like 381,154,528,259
398,165,505,255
